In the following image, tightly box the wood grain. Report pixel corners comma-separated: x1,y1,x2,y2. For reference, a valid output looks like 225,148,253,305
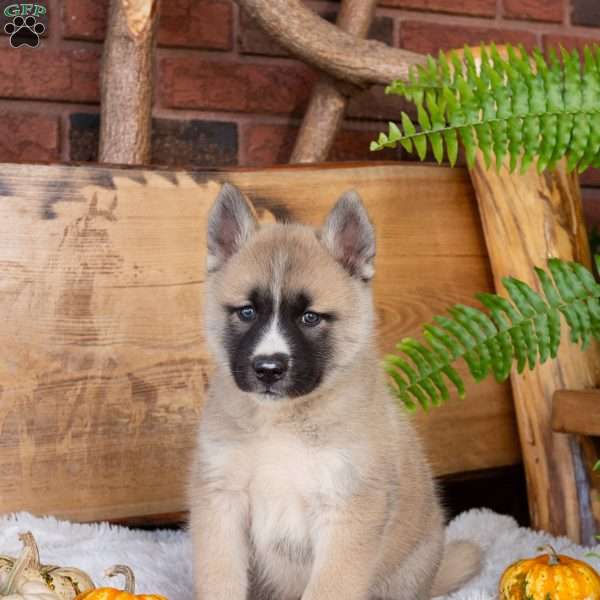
553,391,600,436
470,155,600,544
0,162,519,522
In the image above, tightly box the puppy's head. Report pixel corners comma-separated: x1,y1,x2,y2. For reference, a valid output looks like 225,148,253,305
204,183,376,400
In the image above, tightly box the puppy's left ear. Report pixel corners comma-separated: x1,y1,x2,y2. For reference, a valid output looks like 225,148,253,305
320,190,376,282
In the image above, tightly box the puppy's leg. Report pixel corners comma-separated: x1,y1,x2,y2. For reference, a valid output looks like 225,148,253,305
190,489,249,600
301,490,387,600
378,526,444,600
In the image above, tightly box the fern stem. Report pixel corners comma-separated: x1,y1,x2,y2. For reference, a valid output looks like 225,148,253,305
380,110,600,146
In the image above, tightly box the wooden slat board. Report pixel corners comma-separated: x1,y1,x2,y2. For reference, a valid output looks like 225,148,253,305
0,162,520,523
552,390,600,436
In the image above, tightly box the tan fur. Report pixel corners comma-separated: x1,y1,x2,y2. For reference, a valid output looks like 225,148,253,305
190,190,481,600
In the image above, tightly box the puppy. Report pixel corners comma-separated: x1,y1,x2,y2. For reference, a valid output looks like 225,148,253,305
189,183,481,600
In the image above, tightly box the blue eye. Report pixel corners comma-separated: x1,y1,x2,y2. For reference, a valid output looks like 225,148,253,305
237,306,256,322
301,311,321,327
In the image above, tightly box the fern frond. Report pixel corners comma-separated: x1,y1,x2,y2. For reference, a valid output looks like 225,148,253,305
386,258,600,411
371,43,600,173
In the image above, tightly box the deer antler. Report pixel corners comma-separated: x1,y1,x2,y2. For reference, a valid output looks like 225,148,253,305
122,0,158,38
100,0,159,165
290,0,378,163
236,0,425,86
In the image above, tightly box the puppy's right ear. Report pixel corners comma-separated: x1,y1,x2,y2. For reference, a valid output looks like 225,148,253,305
207,183,257,272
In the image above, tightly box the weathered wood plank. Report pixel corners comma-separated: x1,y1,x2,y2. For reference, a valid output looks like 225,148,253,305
0,162,520,522
553,391,600,436
470,155,600,544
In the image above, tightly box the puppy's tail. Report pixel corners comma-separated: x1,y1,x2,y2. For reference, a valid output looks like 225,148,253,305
430,540,482,597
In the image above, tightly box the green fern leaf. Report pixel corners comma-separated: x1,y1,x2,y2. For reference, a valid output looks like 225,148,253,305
385,259,600,410
371,43,600,174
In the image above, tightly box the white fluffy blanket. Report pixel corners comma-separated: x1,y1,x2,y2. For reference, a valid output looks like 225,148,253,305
1,509,598,599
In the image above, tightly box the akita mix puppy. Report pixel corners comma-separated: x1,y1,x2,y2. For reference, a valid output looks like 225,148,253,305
189,183,481,600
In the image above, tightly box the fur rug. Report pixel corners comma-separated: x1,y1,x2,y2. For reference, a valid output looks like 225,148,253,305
1,509,598,599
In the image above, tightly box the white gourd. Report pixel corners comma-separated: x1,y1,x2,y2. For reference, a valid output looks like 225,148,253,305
0,534,75,600
0,534,93,600
3,580,61,600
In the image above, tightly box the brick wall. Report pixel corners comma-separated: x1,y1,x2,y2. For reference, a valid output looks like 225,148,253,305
2,0,600,216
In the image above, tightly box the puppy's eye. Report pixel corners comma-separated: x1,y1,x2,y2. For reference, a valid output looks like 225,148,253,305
237,306,256,322
301,311,321,327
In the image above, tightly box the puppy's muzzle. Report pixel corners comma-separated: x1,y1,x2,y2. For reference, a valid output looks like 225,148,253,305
252,354,289,386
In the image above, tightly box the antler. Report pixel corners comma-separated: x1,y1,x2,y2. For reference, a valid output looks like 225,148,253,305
236,0,425,86
290,0,378,163
121,0,158,38
99,0,159,165
98,0,424,165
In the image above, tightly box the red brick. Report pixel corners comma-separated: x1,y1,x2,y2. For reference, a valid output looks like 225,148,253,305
331,129,402,162
62,0,106,40
399,20,539,55
159,0,233,50
242,124,400,167
572,0,600,28
160,58,317,114
378,0,495,17
63,0,233,50
243,123,296,165
503,0,563,23
581,168,600,187
582,187,600,234
347,85,414,122
0,49,100,103
543,33,600,54
239,9,393,57
0,113,59,162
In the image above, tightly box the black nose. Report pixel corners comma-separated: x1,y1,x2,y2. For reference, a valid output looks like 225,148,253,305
253,354,289,385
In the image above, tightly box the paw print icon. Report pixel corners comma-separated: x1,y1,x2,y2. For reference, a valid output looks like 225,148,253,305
4,15,45,48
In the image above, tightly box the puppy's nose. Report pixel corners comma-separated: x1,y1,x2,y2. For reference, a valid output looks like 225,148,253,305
253,354,289,384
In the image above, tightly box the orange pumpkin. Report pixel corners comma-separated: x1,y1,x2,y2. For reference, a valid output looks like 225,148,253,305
499,545,600,599
75,566,166,600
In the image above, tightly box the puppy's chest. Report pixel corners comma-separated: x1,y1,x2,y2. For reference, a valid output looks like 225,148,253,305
246,436,356,561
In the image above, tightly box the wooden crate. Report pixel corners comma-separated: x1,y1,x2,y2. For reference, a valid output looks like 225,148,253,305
0,162,520,522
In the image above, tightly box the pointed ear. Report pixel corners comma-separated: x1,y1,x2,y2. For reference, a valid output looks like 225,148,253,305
207,183,257,272
320,190,376,281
